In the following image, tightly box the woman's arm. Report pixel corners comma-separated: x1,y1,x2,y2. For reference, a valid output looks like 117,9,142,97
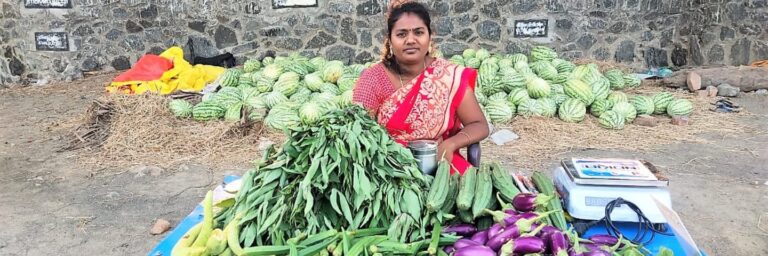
437,87,490,161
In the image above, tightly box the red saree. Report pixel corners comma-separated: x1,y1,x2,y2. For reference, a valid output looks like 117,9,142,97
353,58,477,175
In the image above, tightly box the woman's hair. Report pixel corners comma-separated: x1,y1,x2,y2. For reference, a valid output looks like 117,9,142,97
381,1,432,73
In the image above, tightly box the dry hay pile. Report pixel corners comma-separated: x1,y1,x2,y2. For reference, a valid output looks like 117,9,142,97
489,83,753,171
68,94,281,170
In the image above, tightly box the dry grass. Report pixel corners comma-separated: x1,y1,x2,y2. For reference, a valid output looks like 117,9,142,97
488,82,755,170
69,94,283,170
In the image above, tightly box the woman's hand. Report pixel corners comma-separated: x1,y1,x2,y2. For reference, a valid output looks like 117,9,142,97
436,138,456,163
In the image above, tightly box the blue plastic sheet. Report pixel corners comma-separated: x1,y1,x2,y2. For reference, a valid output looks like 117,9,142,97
148,176,706,256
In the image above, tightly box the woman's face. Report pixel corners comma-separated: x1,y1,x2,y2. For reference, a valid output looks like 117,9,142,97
390,13,431,65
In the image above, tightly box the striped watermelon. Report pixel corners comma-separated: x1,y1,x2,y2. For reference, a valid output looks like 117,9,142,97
213,87,243,108
489,92,508,102
465,58,481,68
612,102,637,123
564,80,595,105
450,55,465,66
261,56,274,65
666,99,694,117
568,65,591,81
344,64,366,76
604,69,626,89
336,73,358,92
475,49,491,60
192,102,226,121
224,103,243,122
599,110,626,130
485,99,515,124
263,91,288,109
247,107,267,122
550,93,569,106
530,46,558,62
590,99,613,117
284,60,313,76
169,99,193,118
220,68,242,87
320,82,341,95
547,74,569,85
322,61,345,83
514,61,532,75
273,72,301,97
261,64,284,82
530,61,559,80
540,98,558,118
289,87,312,104
652,92,675,114
255,76,275,93
309,57,327,71
240,87,260,103
480,78,504,96
607,91,629,106
337,90,354,107
517,98,545,117
299,101,323,124
475,89,488,106
264,105,300,130
591,78,611,100
501,73,527,90
630,96,655,115
554,60,576,73
480,61,500,79
507,88,530,106
508,53,528,63
304,72,325,92
550,83,565,94
526,77,552,99
245,95,267,110
498,58,515,68
558,98,587,123
312,92,338,103
624,74,642,88
243,59,262,73
462,49,477,59
238,73,255,87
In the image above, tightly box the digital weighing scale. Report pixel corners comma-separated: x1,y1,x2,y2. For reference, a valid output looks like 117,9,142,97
553,158,672,223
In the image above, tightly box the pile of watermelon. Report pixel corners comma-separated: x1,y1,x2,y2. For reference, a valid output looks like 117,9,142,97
169,46,695,131
450,46,694,130
168,53,372,130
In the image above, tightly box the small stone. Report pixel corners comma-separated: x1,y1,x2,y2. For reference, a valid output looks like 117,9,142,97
188,21,206,33
707,86,718,97
615,40,635,62
592,47,611,61
730,38,751,66
644,47,669,68
577,35,597,50
660,29,674,48
81,57,102,71
150,219,171,235
481,3,500,18
755,89,768,95
608,21,627,33
671,45,688,66
355,51,373,64
329,2,353,13
641,31,654,41
687,72,701,92
105,29,123,41
556,19,572,29
720,26,735,40
111,56,131,70
140,4,158,19
708,45,724,63
717,84,740,97
696,90,708,98
435,17,453,36
634,115,658,127
73,25,94,36
325,45,356,65
476,20,501,41
454,0,474,13
689,36,704,66
356,0,381,16
671,116,690,126
276,38,303,51
340,18,356,45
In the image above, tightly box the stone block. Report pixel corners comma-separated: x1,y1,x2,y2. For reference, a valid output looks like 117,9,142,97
634,115,658,127
687,72,701,92
150,219,171,235
696,90,708,98
707,86,718,97
717,84,740,97
671,116,689,126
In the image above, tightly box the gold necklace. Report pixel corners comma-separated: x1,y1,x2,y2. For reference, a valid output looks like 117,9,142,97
398,58,428,88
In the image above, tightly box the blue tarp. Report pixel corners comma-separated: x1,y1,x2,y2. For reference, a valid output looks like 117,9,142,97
148,176,706,256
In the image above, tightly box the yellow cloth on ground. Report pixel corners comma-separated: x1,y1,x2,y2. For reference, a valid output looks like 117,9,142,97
106,47,225,95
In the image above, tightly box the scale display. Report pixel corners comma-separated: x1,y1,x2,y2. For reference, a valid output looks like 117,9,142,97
570,158,657,181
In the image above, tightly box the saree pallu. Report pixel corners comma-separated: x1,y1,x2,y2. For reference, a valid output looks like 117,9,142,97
353,58,477,175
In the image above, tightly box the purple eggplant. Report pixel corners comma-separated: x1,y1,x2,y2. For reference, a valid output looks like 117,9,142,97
588,234,618,246
487,223,504,238
537,225,561,238
452,245,495,256
453,239,480,249
486,226,521,251
504,208,519,215
548,231,570,256
582,250,612,256
513,210,557,233
512,193,552,212
484,209,513,224
503,215,523,226
498,236,547,256
442,245,455,254
517,211,540,219
470,230,489,245
443,224,477,236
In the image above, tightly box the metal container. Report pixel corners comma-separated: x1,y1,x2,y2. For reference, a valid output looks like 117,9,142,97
408,140,438,176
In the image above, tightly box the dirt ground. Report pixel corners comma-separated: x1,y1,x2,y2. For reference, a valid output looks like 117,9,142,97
0,73,766,255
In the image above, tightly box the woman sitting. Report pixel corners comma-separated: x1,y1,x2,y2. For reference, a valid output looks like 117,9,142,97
352,1,489,175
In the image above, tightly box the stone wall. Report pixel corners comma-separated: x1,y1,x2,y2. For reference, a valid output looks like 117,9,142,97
1,0,767,87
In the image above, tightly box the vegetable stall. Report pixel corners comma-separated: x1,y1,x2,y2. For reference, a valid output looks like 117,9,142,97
145,47,705,256
148,105,701,256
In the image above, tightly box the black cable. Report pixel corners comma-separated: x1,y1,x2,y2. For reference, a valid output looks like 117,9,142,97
601,197,672,245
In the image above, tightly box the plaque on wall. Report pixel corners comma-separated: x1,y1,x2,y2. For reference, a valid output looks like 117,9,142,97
25,0,73,8
35,32,70,51
273,0,318,9
513,19,549,38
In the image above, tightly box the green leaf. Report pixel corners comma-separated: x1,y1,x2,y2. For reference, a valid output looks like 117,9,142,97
338,191,354,225
330,189,343,215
